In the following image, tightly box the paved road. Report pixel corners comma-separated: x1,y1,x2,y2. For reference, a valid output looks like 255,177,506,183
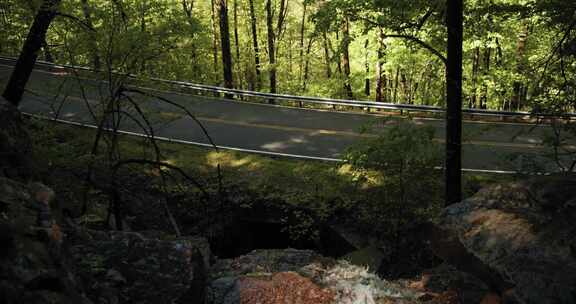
0,62,567,172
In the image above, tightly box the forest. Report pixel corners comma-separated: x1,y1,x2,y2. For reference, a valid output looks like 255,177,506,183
0,0,575,304
1,0,574,111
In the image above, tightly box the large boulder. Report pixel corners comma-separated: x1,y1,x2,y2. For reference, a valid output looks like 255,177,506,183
0,174,212,304
441,176,576,303
207,249,423,304
0,177,91,304
68,229,211,303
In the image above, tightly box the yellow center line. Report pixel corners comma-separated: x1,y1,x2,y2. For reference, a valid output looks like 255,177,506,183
26,93,564,151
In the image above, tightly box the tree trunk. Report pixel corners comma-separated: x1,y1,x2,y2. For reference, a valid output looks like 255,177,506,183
335,30,343,76
233,0,242,90
511,24,529,111
469,47,480,108
3,0,61,105
287,31,293,75
393,67,400,104
400,72,407,103
376,29,386,102
364,39,370,96
322,32,332,79
445,0,463,206
480,42,491,109
248,0,261,90
218,0,234,92
266,0,276,99
210,0,220,85
299,3,307,84
341,17,353,99
302,37,314,91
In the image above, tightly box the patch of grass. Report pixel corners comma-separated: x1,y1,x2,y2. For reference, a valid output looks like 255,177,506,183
27,117,513,239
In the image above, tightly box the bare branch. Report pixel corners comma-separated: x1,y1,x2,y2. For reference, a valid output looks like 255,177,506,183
56,12,95,31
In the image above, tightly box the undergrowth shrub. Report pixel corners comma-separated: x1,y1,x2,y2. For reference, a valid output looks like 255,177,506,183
344,119,444,261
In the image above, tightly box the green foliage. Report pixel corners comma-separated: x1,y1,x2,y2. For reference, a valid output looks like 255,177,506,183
3,0,574,112
344,119,443,237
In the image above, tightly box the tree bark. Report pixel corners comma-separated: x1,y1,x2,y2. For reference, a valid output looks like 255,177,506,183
511,24,529,111
376,31,386,102
266,0,276,99
469,47,480,108
248,0,261,89
302,37,314,91
3,0,61,105
322,32,332,79
445,0,463,206
479,43,491,109
210,0,220,85
364,39,370,96
299,3,307,84
218,0,234,91
233,0,242,90
341,17,353,99
393,67,399,103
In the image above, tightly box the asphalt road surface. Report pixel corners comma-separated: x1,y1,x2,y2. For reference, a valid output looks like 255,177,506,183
0,61,570,173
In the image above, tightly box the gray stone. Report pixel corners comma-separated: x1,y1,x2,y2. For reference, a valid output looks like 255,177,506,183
68,230,211,304
441,176,576,304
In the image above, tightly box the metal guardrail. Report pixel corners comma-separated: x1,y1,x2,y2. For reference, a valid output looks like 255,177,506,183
2,55,576,119
23,112,530,175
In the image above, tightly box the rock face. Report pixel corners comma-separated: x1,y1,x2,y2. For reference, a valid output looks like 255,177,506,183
207,249,423,304
0,177,91,304
441,176,576,304
68,230,211,304
0,176,212,304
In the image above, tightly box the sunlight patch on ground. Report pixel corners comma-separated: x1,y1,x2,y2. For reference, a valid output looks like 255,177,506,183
261,141,289,150
261,137,310,150
289,136,308,144
205,151,263,170
515,136,544,144
336,164,384,188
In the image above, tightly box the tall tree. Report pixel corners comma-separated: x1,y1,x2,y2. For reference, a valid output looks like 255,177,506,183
375,28,386,102
218,0,234,90
233,0,242,89
265,0,276,97
265,0,287,98
302,36,314,91
322,32,332,79
364,38,370,96
299,2,307,84
210,0,220,83
248,0,261,90
511,23,529,111
445,0,463,205
341,16,353,98
3,0,61,105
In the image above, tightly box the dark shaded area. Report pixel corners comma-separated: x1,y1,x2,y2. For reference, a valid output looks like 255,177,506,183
209,219,356,259
210,220,315,259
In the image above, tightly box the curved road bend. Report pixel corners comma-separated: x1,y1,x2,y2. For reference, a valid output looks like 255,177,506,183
0,62,568,172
